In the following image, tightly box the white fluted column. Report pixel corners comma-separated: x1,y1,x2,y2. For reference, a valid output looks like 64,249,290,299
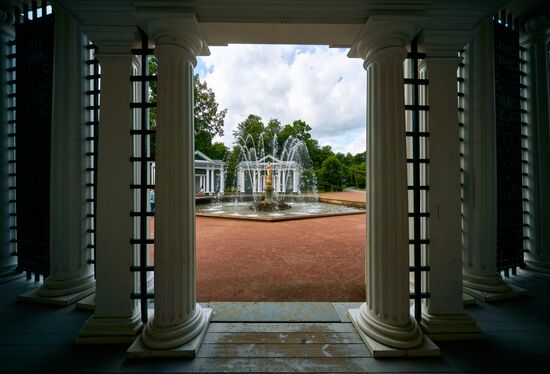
205,166,210,193
19,6,95,305
239,169,245,193
293,170,300,193
0,9,16,279
220,167,224,194
347,21,438,356
252,171,257,193
522,20,550,274
417,31,480,340
461,21,525,300
129,14,212,357
77,28,143,343
211,169,215,193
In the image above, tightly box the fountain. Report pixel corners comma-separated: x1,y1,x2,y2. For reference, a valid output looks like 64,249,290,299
251,162,291,211
195,132,365,221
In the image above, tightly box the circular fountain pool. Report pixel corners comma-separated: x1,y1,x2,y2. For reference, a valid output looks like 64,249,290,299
196,200,365,221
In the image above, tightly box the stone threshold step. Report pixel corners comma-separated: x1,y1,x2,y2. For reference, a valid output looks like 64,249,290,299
137,302,365,323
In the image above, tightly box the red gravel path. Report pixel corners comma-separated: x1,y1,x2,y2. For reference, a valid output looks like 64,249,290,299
196,214,366,302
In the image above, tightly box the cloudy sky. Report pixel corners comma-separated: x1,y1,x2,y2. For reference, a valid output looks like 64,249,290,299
196,44,366,155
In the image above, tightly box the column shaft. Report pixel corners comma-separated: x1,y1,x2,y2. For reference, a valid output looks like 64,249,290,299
205,167,210,193
211,168,215,193
350,43,423,350
253,172,257,193
140,41,209,350
220,167,224,193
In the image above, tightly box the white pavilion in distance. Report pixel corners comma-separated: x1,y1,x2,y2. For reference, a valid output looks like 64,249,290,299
236,155,301,194
149,150,225,195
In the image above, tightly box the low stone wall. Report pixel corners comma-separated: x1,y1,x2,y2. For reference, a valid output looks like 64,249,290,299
318,197,366,209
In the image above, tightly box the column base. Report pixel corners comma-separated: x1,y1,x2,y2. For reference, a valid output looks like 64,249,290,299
18,274,95,306
76,310,143,344
525,258,550,275
463,293,476,306
420,312,482,341
463,284,526,302
75,293,96,311
462,272,526,302
348,308,440,358
127,307,212,358
0,264,23,284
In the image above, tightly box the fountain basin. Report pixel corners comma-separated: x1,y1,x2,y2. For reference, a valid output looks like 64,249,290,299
196,200,365,222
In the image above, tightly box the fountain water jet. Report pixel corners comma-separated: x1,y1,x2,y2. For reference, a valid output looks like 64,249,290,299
196,132,365,220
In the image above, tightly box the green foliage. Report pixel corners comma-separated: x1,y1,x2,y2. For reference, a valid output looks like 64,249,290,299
348,162,367,189
223,145,241,190
233,114,265,145
317,155,345,191
209,142,229,161
148,56,227,160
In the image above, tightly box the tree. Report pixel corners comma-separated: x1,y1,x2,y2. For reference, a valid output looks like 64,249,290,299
349,162,366,189
224,145,241,191
209,142,228,161
148,57,227,159
318,155,345,192
232,114,265,144
194,75,227,141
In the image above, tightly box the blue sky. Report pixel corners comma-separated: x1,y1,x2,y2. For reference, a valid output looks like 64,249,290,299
196,45,366,154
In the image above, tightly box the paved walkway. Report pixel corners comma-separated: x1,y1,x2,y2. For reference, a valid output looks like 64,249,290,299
196,214,366,302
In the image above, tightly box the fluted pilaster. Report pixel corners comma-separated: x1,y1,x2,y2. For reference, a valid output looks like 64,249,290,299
521,21,550,274
461,21,512,295
77,29,143,342
0,9,16,278
19,6,95,304
416,30,481,339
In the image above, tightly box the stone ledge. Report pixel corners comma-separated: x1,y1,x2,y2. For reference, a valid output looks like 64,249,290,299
127,308,213,358
75,293,96,311
0,271,24,284
347,308,440,358
463,292,476,306
18,286,95,306
521,267,550,280
420,312,482,341
76,312,143,345
463,284,526,302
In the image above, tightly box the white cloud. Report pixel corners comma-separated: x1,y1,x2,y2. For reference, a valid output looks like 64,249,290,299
197,44,366,155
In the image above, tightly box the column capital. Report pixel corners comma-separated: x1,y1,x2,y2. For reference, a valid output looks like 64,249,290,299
348,16,415,62
521,17,550,44
136,12,209,59
417,29,473,62
82,25,140,55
